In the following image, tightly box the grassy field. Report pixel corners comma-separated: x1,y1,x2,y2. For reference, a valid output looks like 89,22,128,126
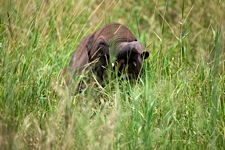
0,0,224,149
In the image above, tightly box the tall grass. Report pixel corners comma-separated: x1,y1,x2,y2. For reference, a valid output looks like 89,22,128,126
0,0,224,149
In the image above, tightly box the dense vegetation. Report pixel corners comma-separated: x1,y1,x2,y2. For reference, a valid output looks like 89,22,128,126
0,0,224,149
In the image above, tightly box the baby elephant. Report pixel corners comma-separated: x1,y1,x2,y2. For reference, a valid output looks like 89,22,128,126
60,23,149,87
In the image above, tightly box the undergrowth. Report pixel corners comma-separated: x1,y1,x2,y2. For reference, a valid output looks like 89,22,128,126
0,0,224,149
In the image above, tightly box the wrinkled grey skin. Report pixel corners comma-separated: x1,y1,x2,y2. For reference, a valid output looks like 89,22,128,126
116,41,149,79
60,23,149,87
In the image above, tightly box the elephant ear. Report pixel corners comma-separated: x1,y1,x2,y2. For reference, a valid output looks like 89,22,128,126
86,34,110,81
86,34,109,61
142,51,149,59
86,34,95,61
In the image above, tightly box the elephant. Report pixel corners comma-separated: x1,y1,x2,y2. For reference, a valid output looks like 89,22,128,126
60,23,149,88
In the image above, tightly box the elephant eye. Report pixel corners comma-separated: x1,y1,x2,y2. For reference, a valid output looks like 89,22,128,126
132,61,137,67
117,59,125,69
